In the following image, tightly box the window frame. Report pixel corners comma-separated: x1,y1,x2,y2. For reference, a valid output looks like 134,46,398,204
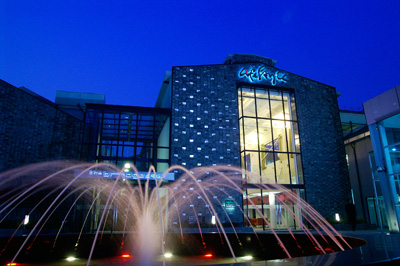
237,84,304,186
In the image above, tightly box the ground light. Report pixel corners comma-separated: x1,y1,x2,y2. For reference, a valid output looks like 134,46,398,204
66,257,77,262
7,263,17,266
121,254,131,258
164,253,173,258
205,253,213,257
243,255,253,260
23,215,29,225
335,213,340,222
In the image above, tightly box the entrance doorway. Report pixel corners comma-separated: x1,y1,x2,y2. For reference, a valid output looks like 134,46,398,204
243,188,302,230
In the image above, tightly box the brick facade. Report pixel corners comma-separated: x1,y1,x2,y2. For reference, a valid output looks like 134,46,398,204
170,56,351,219
0,79,83,172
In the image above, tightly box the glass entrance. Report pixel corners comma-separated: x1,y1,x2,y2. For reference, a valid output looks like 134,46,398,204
243,188,302,229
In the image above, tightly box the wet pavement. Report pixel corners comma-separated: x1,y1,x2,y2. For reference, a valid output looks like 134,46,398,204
248,229,400,266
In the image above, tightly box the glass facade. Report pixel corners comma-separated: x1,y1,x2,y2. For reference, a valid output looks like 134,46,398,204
379,113,400,215
238,86,303,185
368,112,400,232
238,85,305,229
368,153,388,228
243,188,304,229
82,104,171,172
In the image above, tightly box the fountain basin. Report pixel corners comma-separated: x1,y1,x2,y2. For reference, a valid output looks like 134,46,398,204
0,231,365,265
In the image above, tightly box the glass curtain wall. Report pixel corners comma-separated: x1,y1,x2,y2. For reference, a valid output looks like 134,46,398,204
368,152,388,228
378,113,400,228
82,105,171,172
238,86,303,185
238,85,304,229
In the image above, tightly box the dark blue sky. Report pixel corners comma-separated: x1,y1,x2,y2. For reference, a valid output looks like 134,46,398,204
1,0,399,110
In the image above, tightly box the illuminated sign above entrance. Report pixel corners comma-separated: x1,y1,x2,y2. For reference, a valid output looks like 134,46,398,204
75,170,175,181
238,65,288,86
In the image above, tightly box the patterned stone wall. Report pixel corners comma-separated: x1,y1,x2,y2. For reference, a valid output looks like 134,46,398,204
0,79,83,172
170,65,241,169
169,57,351,220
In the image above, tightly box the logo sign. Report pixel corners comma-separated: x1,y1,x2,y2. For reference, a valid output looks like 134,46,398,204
225,199,237,209
239,65,288,86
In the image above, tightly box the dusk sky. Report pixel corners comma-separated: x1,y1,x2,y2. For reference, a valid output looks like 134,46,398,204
1,0,399,110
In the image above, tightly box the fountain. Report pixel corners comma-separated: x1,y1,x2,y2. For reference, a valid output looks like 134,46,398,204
0,161,361,265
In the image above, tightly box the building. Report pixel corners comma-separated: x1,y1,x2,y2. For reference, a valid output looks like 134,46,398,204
340,110,382,228
154,53,350,227
363,85,400,233
0,54,352,229
340,85,400,233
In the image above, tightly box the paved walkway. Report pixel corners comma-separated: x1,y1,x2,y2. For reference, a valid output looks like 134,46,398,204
186,229,400,266
253,229,400,266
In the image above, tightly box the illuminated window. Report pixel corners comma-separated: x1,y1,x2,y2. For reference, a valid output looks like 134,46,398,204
238,86,303,185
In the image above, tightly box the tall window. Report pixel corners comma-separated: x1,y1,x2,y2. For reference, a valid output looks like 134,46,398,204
238,86,303,185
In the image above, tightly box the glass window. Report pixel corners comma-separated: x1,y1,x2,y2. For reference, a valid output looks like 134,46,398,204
122,146,134,158
255,89,270,118
101,145,117,157
243,118,258,150
242,87,256,117
238,86,302,185
387,144,400,174
285,121,301,153
385,127,400,146
381,113,400,176
260,151,276,183
275,153,290,184
240,151,246,171
295,154,304,184
288,154,297,184
242,152,260,183
238,90,242,117
393,175,400,203
271,124,287,152
282,92,290,119
239,118,244,152
382,113,400,146
290,95,297,121
270,90,284,119
137,146,153,159
258,119,272,151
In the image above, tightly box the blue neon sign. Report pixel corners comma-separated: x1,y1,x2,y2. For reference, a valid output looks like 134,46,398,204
75,170,175,181
238,65,288,86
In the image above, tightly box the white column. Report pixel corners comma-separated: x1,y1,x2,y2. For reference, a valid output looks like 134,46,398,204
269,193,277,229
